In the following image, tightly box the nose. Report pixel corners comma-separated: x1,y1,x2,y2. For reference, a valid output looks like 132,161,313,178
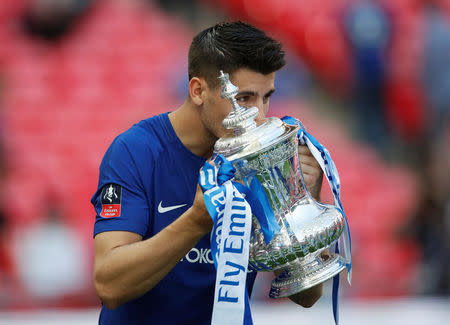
254,99,267,125
254,110,266,126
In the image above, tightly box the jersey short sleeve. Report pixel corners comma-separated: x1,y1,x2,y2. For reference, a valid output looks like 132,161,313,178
91,135,151,238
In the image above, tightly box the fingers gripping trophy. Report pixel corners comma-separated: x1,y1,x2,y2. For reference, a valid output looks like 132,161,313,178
213,71,351,299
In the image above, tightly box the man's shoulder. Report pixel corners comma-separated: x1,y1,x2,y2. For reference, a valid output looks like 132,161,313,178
120,113,167,141
113,113,170,157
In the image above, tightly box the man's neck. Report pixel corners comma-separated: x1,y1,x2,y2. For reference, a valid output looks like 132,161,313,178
168,100,216,158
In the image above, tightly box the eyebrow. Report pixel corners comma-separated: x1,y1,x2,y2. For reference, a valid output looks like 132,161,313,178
264,89,276,98
236,89,276,98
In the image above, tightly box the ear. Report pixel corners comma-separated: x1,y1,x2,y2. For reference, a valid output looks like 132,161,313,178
188,77,206,106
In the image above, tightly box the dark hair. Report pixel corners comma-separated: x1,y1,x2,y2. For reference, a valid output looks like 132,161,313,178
188,21,285,88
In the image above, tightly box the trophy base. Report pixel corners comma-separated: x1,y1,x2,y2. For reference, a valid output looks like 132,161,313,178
269,253,346,298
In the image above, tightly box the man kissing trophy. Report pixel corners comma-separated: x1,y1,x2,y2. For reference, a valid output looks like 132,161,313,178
200,71,351,325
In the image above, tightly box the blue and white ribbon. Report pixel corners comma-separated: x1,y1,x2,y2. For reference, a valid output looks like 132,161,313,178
282,116,352,325
200,154,283,324
200,155,254,325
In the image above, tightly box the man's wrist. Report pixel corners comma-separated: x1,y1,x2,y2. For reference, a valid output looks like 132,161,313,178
178,206,213,236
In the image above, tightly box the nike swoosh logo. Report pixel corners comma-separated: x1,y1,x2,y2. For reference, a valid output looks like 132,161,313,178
158,201,187,213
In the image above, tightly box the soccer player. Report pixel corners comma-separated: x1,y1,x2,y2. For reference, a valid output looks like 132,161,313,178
92,21,324,325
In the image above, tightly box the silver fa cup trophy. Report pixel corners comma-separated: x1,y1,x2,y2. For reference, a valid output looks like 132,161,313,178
214,71,349,298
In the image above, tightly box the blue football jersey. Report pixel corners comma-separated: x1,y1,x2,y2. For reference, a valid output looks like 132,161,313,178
91,113,257,325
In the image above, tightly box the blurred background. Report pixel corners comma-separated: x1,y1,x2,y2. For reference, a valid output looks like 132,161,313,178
0,0,448,324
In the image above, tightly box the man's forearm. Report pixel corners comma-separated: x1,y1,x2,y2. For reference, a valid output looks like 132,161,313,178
94,207,210,309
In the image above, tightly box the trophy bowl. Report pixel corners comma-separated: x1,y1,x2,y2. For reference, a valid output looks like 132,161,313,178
214,71,348,298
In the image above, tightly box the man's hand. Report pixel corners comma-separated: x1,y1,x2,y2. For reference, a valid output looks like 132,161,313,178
287,283,323,308
298,145,323,200
189,184,214,234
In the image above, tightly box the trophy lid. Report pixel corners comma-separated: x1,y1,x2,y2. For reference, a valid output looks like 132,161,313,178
214,71,298,160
